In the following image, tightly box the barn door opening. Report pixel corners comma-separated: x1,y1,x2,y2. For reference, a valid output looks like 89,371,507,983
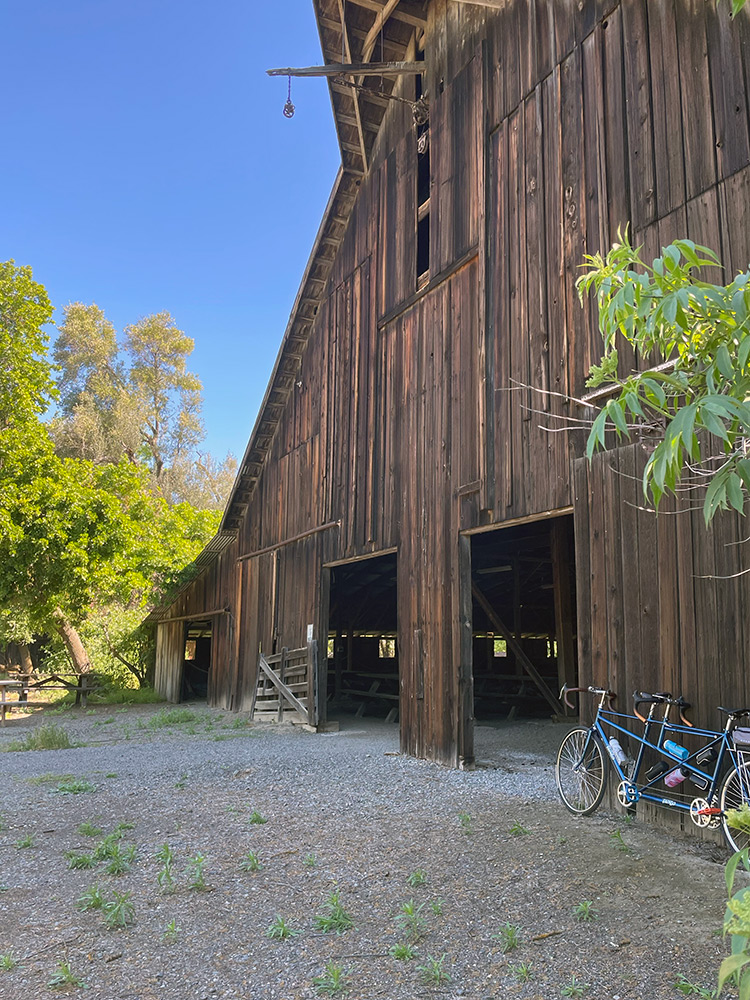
182,619,212,701
325,551,399,725
469,514,577,721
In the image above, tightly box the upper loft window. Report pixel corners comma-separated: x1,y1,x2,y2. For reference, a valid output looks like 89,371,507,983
415,43,429,287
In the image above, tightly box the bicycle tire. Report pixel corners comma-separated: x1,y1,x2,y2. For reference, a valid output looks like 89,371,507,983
555,727,608,816
720,761,750,852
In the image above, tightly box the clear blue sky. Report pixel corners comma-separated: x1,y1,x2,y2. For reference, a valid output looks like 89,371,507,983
2,0,340,461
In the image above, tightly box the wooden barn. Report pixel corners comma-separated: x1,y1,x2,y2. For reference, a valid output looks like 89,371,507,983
152,0,750,767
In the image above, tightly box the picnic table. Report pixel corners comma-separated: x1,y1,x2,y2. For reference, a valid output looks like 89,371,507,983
0,673,99,725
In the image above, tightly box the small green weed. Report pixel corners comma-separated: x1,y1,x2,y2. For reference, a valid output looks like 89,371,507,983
187,853,209,891
0,952,19,971
174,774,188,789
672,975,716,998
573,900,598,922
103,890,135,929
395,899,426,942
416,953,451,986
105,773,117,779
315,890,354,934
610,829,631,853
509,820,530,837
66,852,96,870
430,897,445,916
239,851,262,873
104,843,135,876
162,919,181,944
156,843,176,893
114,821,134,833
248,810,267,825
15,834,34,850
513,962,533,983
494,922,522,953
390,941,418,961
77,822,102,837
148,708,199,729
312,962,349,995
48,960,86,990
304,852,318,867
458,812,473,835
27,772,74,786
76,885,106,911
561,975,589,997
266,915,300,940
406,868,427,887
93,834,120,861
55,779,95,795
6,724,75,752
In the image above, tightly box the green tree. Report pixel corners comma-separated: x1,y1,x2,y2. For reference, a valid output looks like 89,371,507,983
125,311,204,488
0,260,55,428
578,232,750,524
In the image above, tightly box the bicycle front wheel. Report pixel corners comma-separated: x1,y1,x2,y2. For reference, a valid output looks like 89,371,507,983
720,761,750,852
556,728,608,816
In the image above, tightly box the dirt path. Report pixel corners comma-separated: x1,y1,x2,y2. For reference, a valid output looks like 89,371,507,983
0,704,735,999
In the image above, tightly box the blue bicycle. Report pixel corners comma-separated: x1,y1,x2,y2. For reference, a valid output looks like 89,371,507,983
555,685,750,852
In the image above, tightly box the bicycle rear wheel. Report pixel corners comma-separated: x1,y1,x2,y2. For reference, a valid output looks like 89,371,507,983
556,728,608,816
720,761,750,852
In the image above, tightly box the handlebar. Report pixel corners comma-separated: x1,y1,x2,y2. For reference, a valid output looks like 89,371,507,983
633,690,693,727
560,684,616,710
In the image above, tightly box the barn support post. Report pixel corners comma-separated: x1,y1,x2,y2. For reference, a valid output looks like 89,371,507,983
458,533,475,769
550,518,577,712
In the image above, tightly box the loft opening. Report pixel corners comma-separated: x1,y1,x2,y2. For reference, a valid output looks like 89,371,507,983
469,514,577,723
325,551,399,725
182,619,212,700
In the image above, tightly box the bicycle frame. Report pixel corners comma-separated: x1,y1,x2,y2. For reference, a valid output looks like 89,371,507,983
591,707,737,813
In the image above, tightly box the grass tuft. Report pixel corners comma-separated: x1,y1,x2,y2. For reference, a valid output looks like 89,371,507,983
5,724,75,752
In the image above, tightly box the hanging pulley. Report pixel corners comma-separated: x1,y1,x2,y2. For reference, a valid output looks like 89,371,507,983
283,75,295,118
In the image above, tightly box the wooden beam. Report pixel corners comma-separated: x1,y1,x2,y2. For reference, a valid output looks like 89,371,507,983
471,583,562,716
449,0,507,6
267,61,424,78
362,0,403,63
344,0,428,28
336,0,369,171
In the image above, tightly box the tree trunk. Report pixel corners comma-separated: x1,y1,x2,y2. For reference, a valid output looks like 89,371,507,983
19,644,34,677
53,608,92,675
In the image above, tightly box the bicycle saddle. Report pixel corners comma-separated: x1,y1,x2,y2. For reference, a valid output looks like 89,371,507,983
718,706,750,719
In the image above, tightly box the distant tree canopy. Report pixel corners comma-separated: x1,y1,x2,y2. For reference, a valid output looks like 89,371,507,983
0,261,227,684
51,303,237,508
579,233,750,525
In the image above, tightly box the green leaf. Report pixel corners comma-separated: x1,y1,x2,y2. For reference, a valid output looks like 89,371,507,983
739,335,750,372
728,472,746,514
586,410,608,461
716,344,734,380
606,399,629,438
719,951,750,993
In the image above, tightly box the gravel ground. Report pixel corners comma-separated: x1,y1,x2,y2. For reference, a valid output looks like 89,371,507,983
0,704,736,1000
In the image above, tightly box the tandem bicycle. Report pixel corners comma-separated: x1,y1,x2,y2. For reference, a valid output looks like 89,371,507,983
555,685,750,852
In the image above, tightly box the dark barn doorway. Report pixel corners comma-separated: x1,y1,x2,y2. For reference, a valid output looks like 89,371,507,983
470,515,577,720
181,619,212,700
326,551,399,723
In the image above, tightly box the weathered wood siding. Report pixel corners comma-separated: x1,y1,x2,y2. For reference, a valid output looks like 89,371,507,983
154,621,185,704
575,443,750,730
157,0,750,766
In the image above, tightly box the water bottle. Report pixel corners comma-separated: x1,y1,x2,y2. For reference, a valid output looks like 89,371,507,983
664,739,689,762
664,767,688,788
608,738,628,767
